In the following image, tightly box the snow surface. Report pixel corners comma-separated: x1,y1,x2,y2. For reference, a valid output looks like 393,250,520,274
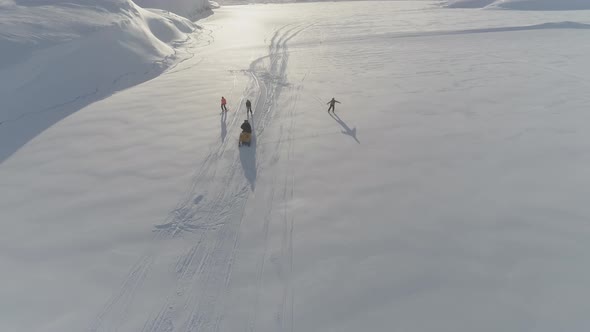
3,1,590,331
445,0,590,10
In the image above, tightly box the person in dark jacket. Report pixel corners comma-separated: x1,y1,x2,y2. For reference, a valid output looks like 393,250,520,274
246,99,253,115
327,97,341,113
241,119,252,133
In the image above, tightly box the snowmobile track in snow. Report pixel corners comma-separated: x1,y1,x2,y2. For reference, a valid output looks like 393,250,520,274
91,22,307,332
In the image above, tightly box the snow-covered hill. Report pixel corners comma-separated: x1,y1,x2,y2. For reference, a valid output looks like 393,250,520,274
0,0,200,162
445,0,590,10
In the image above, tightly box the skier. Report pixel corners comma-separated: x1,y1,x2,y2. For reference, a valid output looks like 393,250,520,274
221,96,228,112
246,99,253,115
327,97,341,113
241,119,252,133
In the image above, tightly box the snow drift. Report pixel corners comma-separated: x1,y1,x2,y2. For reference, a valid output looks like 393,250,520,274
133,0,211,19
0,0,197,162
444,0,590,10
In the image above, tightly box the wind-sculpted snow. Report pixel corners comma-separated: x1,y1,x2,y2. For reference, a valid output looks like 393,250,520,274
0,0,198,162
445,0,590,10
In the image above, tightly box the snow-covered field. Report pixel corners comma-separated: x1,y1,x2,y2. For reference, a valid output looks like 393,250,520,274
2,1,590,331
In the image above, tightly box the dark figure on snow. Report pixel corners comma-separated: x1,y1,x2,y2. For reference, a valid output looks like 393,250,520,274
241,119,252,133
221,96,228,112
327,97,341,113
246,99,253,115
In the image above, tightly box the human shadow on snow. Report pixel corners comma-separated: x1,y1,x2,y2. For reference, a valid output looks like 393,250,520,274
220,110,227,142
330,112,360,144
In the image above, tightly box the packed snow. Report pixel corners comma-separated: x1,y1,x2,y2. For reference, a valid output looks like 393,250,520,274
2,1,590,332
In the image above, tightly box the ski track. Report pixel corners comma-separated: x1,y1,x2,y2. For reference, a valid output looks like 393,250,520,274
241,23,305,332
176,23,305,332
90,21,307,332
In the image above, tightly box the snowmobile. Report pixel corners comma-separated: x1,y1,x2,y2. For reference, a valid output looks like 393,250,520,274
239,131,251,147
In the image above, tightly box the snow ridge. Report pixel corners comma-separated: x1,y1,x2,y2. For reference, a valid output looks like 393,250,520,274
0,0,199,162
444,0,590,10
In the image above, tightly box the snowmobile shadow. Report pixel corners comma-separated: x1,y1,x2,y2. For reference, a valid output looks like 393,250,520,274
220,111,227,142
239,133,257,191
330,112,360,144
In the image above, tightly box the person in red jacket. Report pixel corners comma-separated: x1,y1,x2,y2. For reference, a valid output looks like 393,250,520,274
221,96,228,112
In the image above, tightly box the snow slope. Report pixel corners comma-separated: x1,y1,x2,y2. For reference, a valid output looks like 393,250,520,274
0,0,198,162
3,1,590,331
445,0,590,10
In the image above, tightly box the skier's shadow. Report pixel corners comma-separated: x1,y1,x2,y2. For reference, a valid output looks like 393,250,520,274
330,112,360,144
239,114,256,191
220,111,227,142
